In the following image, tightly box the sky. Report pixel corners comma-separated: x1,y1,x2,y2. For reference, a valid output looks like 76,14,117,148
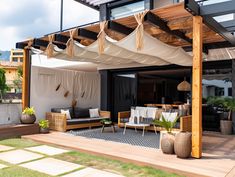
0,0,99,51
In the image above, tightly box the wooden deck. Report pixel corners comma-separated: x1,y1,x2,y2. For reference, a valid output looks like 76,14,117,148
0,124,39,139
22,131,235,177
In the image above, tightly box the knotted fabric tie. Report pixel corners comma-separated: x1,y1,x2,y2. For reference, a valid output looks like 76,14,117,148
134,10,148,51
66,28,77,58
46,34,55,58
24,39,34,50
97,21,107,55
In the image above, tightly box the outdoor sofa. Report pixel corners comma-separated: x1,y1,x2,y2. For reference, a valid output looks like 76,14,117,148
118,106,192,132
46,107,110,132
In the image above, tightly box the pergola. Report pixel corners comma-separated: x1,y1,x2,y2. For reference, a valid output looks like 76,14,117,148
16,0,235,159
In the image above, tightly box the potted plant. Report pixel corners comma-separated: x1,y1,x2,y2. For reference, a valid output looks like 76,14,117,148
39,119,50,133
207,97,234,135
21,107,36,124
153,115,178,154
221,98,235,135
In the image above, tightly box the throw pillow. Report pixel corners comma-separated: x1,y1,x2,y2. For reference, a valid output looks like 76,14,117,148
61,109,71,120
89,108,99,118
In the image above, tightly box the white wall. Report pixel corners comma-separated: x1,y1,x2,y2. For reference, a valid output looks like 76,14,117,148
0,103,22,124
30,66,100,120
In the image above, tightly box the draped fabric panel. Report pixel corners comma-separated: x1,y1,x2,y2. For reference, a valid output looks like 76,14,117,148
31,11,193,67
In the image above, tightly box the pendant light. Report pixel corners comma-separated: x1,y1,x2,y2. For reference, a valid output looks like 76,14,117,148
177,77,191,91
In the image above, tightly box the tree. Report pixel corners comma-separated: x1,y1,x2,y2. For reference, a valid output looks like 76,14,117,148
0,68,8,100
13,66,23,92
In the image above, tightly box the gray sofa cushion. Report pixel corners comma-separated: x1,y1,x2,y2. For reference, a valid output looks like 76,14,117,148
67,118,90,125
73,107,91,119
51,107,74,118
89,117,104,123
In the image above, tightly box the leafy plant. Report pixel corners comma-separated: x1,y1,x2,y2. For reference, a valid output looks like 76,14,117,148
206,96,224,107
153,115,178,133
100,119,112,124
223,98,235,121
39,119,49,129
0,68,8,100
13,66,23,91
22,107,35,115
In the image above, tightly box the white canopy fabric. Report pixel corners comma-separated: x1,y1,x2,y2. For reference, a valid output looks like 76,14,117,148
31,11,193,67
115,29,192,66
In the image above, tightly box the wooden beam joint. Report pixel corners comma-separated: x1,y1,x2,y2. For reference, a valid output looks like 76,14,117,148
145,12,192,44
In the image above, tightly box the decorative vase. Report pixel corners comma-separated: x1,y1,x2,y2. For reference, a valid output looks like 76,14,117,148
161,133,175,154
174,131,192,158
40,127,49,134
220,120,232,135
21,114,36,124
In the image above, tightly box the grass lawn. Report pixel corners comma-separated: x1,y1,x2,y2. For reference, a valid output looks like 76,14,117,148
0,138,184,177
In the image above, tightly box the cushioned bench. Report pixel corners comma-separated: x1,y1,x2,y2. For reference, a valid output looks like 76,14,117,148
46,107,110,132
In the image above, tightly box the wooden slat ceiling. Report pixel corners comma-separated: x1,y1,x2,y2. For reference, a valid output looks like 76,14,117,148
21,3,226,49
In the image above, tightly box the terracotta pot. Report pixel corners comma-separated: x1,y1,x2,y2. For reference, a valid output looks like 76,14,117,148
174,132,192,158
220,120,232,135
40,127,49,134
161,133,175,154
21,114,36,124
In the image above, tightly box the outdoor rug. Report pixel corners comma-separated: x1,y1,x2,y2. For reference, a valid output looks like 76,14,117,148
68,127,160,149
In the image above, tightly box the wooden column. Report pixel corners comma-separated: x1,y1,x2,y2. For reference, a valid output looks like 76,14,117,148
192,16,203,158
22,49,30,110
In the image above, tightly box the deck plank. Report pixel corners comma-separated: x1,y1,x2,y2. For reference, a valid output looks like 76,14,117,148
22,131,235,177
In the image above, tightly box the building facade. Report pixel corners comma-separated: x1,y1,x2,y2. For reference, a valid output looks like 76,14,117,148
10,49,24,63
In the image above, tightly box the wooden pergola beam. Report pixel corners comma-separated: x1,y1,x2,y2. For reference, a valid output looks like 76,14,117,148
185,0,235,46
33,39,66,49
54,34,81,43
192,15,203,159
145,12,192,44
78,28,98,40
22,49,30,110
107,21,134,35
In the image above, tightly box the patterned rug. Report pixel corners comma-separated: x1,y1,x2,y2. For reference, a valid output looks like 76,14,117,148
68,127,160,149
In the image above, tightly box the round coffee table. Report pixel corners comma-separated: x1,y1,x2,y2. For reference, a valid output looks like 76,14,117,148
123,123,150,136
101,120,116,133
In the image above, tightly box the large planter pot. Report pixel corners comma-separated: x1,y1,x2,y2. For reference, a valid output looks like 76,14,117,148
21,114,36,124
174,132,192,158
220,120,232,135
161,133,175,154
40,127,49,134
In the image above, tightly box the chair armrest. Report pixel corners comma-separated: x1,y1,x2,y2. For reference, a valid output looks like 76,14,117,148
180,115,192,132
46,112,67,132
118,111,130,126
99,111,111,118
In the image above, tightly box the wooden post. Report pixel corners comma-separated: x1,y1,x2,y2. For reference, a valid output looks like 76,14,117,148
22,49,30,110
192,16,203,158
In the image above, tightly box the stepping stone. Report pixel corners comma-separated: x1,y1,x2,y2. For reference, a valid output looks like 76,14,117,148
0,149,43,164
0,145,14,152
0,164,7,169
62,167,124,177
25,145,69,155
20,157,82,176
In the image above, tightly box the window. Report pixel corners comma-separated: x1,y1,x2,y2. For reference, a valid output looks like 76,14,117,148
228,87,232,96
12,57,18,62
13,52,23,56
110,1,145,19
20,58,23,62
